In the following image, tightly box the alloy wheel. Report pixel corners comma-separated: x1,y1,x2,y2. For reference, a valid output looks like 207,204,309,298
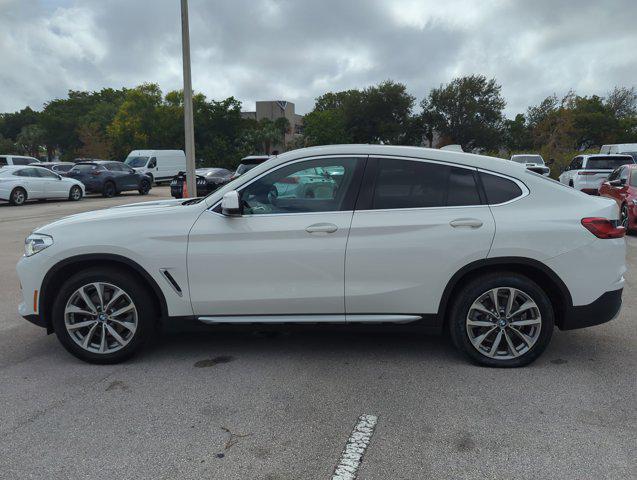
13,189,26,205
71,186,82,201
64,282,138,354
466,287,542,360
621,205,629,229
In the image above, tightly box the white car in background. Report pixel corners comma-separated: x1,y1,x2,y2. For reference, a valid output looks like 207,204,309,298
510,154,550,176
0,165,85,205
16,145,626,368
558,154,635,194
0,155,41,166
600,143,637,161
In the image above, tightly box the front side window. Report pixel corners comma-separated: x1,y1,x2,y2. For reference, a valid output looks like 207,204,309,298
12,157,31,165
370,159,481,210
607,167,622,182
240,157,362,215
569,157,583,170
0,157,6,166
33,167,58,179
148,157,157,168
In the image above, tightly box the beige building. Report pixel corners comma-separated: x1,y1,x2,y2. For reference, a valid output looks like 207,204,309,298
241,100,304,152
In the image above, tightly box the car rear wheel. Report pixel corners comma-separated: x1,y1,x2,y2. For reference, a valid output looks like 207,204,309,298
449,272,554,367
69,185,82,201
9,187,27,206
102,182,115,198
138,179,151,195
52,268,154,364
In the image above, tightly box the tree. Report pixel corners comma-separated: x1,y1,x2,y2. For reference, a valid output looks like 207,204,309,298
77,123,113,158
606,86,637,119
16,124,46,157
0,107,39,140
503,114,533,152
421,75,506,150
308,80,417,145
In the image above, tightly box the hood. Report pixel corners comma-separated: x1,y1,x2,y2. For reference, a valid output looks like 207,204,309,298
35,198,200,233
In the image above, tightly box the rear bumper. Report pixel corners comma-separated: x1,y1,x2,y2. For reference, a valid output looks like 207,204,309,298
560,288,623,330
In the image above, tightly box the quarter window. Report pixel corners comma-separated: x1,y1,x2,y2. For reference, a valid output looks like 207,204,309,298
479,172,523,204
370,159,481,210
240,157,362,215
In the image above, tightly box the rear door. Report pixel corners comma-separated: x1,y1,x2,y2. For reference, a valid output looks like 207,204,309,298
345,156,496,319
18,167,44,198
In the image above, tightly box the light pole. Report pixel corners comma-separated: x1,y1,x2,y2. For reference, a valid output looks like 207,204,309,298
181,0,196,197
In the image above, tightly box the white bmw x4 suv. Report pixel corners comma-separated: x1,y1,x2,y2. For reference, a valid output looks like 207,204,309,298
16,145,626,367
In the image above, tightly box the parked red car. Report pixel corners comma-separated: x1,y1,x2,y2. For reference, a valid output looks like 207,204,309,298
599,163,637,231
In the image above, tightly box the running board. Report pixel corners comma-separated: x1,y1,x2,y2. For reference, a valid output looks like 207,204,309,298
197,314,421,324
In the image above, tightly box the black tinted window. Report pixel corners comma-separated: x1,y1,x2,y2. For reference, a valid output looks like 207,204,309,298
12,157,31,165
53,164,73,172
0,157,6,166
33,167,58,178
372,159,481,209
586,157,634,170
479,172,523,204
71,164,99,173
447,168,481,206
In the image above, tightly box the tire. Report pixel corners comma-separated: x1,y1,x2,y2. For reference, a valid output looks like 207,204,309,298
102,182,115,198
620,203,629,231
449,272,554,368
9,187,27,206
138,179,151,195
147,174,154,185
52,267,155,364
69,185,83,201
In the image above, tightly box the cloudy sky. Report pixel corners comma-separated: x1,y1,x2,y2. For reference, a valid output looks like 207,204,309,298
1,0,635,117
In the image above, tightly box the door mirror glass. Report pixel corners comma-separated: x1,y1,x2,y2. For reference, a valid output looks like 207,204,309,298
221,190,241,216
609,178,626,187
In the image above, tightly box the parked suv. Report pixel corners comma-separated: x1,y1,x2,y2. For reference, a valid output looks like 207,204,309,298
17,145,625,367
558,154,635,194
170,168,233,198
66,161,152,197
510,154,550,176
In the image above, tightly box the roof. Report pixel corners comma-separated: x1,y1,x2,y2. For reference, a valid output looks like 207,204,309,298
35,162,74,166
75,160,115,165
580,154,633,159
267,145,528,177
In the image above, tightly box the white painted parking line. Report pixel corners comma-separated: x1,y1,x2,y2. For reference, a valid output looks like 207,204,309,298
332,414,378,480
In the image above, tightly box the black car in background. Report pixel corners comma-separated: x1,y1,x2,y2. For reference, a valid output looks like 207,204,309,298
229,155,270,180
170,168,233,198
67,161,152,197
34,162,76,175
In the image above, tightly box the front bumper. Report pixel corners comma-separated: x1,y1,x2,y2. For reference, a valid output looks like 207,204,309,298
560,288,623,330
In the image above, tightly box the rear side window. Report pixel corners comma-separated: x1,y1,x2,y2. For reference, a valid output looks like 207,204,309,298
12,157,31,165
371,159,481,209
479,172,523,205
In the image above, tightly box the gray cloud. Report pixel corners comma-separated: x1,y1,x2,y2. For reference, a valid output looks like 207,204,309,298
0,0,635,117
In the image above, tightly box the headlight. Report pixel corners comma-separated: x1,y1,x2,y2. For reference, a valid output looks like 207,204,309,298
24,233,53,257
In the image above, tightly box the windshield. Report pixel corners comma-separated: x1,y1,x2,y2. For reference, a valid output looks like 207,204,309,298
587,157,634,170
124,156,149,168
236,163,259,175
512,155,544,164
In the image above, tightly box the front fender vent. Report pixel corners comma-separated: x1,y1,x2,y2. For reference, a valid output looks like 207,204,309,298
160,269,183,297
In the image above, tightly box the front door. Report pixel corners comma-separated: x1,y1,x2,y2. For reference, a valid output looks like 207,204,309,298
36,168,67,197
345,157,496,318
187,156,366,317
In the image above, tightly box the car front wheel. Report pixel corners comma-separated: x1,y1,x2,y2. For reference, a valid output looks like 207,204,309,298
51,268,154,364
138,179,151,195
69,185,82,201
449,272,554,367
102,182,115,198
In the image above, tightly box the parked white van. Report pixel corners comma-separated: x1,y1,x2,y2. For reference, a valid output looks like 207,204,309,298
600,144,637,160
124,150,186,184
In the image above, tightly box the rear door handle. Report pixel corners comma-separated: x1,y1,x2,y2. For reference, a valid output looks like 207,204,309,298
306,223,338,234
450,218,483,228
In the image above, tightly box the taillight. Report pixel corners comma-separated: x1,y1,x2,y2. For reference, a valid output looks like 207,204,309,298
581,217,625,239
578,171,599,175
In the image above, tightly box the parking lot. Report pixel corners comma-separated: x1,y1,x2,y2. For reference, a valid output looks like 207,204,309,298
0,189,635,479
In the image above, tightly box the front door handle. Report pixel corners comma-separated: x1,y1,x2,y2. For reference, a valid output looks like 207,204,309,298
306,223,338,234
450,218,483,228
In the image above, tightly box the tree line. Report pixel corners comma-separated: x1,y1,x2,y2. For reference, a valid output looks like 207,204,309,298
1,76,635,173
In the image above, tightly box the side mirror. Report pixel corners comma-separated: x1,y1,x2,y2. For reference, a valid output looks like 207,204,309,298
221,190,241,216
609,179,626,187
